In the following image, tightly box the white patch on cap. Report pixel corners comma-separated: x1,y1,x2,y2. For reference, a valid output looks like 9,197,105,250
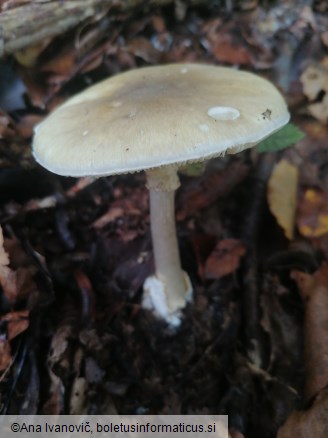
198,123,209,132
83,130,89,136
207,106,240,121
180,68,188,74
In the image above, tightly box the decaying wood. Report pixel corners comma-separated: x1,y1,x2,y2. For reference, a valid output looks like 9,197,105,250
0,0,206,57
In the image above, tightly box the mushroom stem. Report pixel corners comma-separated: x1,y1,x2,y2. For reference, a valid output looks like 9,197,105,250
143,166,192,320
149,188,186,310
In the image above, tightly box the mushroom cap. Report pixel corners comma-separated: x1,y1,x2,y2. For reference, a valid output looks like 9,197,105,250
33,64,290,177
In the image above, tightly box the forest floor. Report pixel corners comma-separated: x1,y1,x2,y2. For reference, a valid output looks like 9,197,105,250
0,1,328,437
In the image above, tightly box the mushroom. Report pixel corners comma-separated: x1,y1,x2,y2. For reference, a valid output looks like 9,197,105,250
32,63,290,326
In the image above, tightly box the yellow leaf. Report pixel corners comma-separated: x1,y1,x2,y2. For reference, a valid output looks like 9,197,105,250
14,39,51,67
297,189,328,238
267,159,298,240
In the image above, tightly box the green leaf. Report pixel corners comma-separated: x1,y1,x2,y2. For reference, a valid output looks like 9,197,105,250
257,123,305,153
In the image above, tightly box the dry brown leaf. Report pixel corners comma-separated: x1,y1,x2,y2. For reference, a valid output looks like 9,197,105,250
91,186,147,243
278,387,328,438
1,234,39,303
74,270,95,322
211,33,253,66
267,159,298,240
297,188,328,238
15,266,38,302
117,229,139,243
0,309,29,340
151,15,166,33
126,37,160,63
190,234,217,280
66,177,96,197
203,19,253,66
291,265,328,401
16,114,44,138
204,239,246,280
41,47,76,78
0,339,12,372
0,110,16,138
